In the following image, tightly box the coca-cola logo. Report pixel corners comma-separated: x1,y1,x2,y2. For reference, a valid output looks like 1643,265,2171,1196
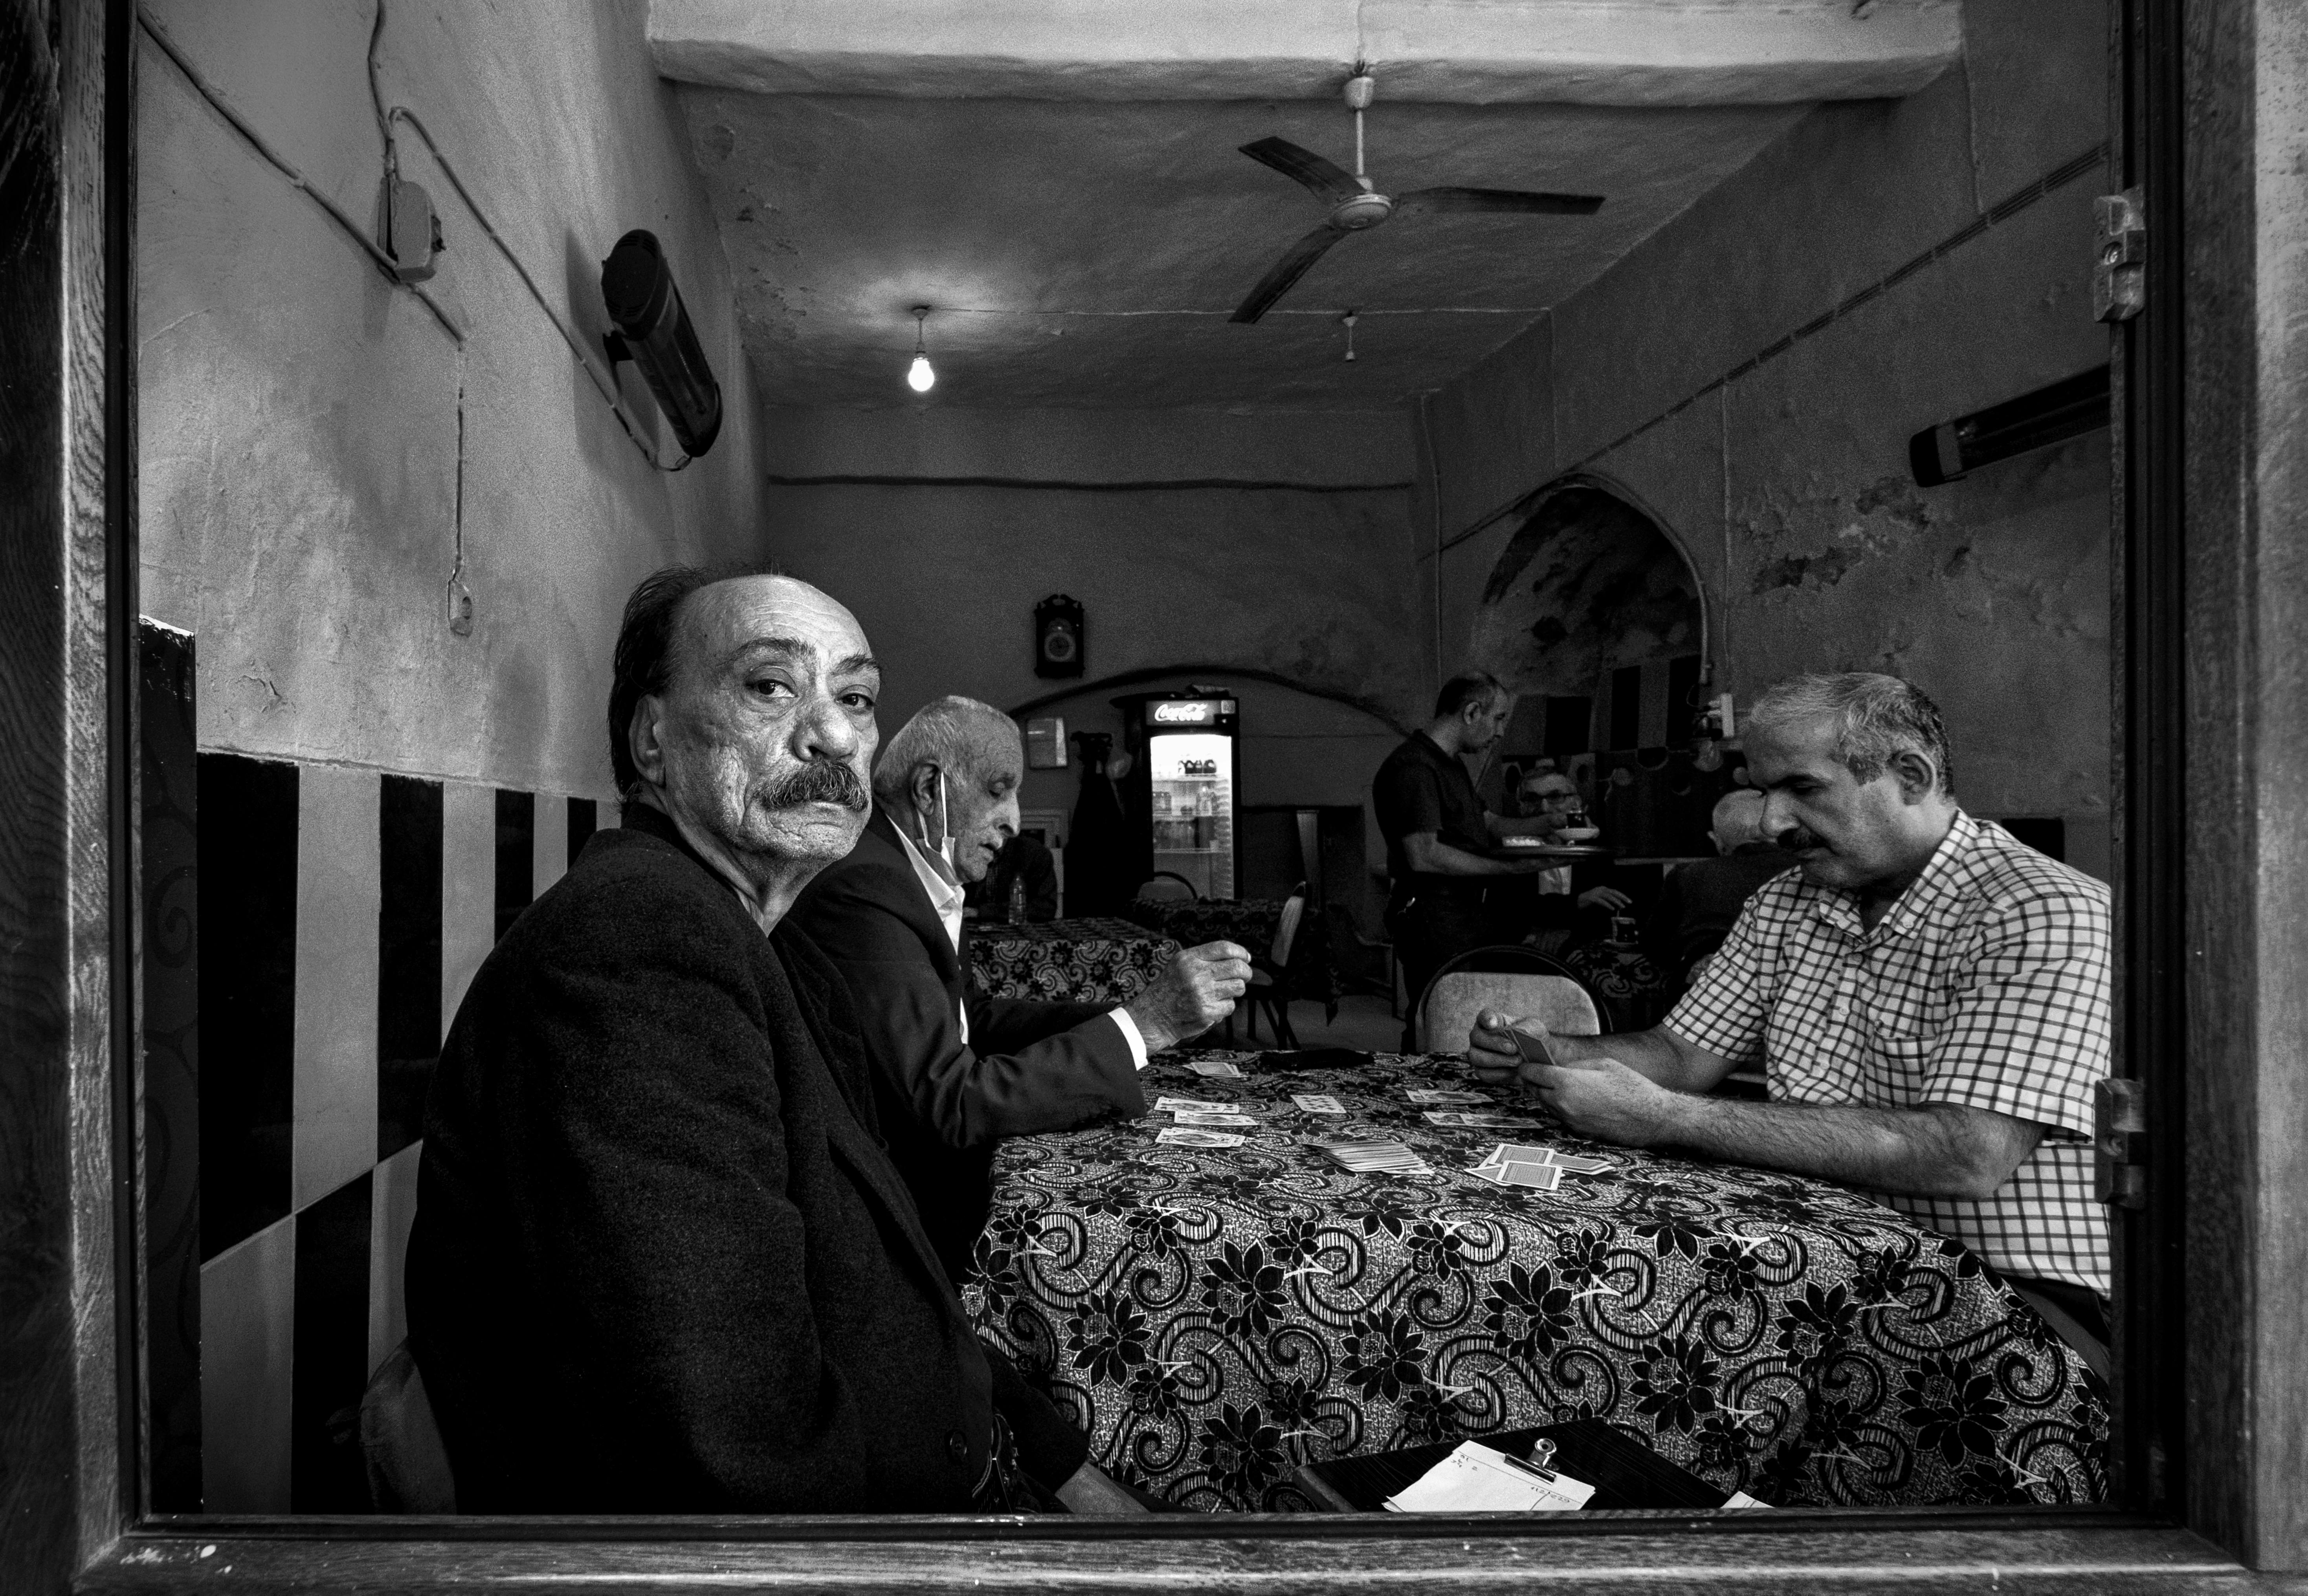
1152,701,1211,724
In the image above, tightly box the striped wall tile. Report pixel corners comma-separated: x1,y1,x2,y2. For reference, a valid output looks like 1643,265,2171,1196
292,767,380,1212
200,1215,297,1513
440,782,498,1042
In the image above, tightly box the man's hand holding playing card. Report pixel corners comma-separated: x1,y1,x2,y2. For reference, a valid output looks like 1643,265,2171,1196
1466,1010,1715,1149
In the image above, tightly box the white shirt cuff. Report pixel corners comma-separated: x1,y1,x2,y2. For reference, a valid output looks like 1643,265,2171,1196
1106,1007,1151,1071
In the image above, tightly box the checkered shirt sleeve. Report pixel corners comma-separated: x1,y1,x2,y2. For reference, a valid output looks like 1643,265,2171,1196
1913,877,2110,1141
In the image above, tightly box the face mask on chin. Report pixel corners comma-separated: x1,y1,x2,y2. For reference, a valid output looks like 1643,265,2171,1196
915,768,962,890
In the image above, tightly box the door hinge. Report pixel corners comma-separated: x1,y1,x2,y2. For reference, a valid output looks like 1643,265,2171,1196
2093,189,2146,322
2094,1076,2147,1208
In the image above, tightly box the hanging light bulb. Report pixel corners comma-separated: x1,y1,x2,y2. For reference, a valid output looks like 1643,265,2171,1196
906,305,936,393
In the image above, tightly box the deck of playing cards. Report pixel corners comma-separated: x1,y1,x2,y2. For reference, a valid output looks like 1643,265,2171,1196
1405,1088,1489,1105
1187,1060,1243,1079
1172,1110,1255,1128
1158,1126,1247,1148
1319,1139,1433,1177
1423,1110,1524,1128
1153,1096,1225,1112
1466,1142,1613,1189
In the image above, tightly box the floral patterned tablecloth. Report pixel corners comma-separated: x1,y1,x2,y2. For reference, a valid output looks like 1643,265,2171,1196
969,1049,2108,1513
966,917,1179,1006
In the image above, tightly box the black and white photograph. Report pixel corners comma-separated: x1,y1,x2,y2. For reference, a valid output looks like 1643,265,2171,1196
4,0,2304,1590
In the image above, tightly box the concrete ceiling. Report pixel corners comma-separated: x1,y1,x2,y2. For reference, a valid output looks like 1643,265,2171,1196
653,2,1957,411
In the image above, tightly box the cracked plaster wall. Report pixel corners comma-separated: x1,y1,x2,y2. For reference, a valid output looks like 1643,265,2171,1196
138,0,767,798
1415,0,2113,877
757,405,1426,825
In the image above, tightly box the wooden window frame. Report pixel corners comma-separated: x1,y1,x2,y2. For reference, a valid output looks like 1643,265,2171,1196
4,0,2302,1587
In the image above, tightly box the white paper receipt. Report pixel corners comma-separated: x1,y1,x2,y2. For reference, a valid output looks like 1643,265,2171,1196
1382,1442,1596,1513
1292,1093,1347,1115
1187,1060,1244,1079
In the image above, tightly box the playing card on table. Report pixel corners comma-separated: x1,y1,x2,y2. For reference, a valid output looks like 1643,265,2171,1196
1153,1096,1225,1112
1422,1110,1523,1127
1474,1143,1558,1170
1157,1126,1247,1148
1292,1093,1347,1115
1171,1110,1256,1128
1405,1088,1490,1105
1545,1152,1614,1175
1465,1159,1564,1191
1187,1060,1244,1079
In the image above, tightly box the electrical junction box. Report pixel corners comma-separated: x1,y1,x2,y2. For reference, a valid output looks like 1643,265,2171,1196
383,176,442,284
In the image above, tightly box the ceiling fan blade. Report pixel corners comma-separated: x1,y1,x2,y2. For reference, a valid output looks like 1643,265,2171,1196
1396,187,1606,216
1239,137,1364,206
1229,224,1349,324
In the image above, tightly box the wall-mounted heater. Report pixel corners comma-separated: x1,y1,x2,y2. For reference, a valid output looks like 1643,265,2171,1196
1909,366,2110,487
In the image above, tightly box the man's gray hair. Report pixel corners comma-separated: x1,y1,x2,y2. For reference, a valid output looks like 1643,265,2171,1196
1745,672,1956,794
871,696,1021,806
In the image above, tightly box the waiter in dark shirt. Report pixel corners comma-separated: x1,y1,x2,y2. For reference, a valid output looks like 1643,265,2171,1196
1372,671,1553,1041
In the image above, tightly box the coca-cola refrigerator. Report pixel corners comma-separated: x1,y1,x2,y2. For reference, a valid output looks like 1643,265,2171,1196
1116,692,1239,900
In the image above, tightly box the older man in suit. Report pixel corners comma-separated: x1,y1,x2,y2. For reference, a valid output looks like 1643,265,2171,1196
405,570,1140,1514
791,697,1250,1280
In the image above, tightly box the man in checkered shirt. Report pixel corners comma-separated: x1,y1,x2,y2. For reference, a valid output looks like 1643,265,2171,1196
1468,672,2112,1365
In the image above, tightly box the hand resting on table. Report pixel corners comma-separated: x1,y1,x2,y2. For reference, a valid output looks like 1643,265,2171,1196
1462,1009,2046,1201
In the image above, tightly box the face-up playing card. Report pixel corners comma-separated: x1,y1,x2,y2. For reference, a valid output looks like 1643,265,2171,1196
1292,1093,1347,1115
1187,1060,1244,1079
1405,1088,1489,1105
1422,1111,1523,1127
1157,1126,1247,1148
1465,1159,1564,1191
1171,1110,1255,1128
1153,1096,1225,1112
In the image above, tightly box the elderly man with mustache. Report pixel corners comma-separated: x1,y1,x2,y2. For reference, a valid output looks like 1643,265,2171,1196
1467,672,2113,1373
406,568,1139,1513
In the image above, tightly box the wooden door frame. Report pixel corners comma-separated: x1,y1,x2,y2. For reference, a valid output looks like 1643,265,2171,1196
5,0,2303,1588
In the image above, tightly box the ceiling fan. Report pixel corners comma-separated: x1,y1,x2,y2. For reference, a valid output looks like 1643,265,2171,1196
1229,72,1607,325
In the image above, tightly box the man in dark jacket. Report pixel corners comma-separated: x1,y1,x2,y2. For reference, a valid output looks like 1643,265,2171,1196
792,697,1249,1279
405,570,1135,1514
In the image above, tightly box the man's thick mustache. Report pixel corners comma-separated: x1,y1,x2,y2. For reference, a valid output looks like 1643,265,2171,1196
1776,826,1827,853
763,761,868,812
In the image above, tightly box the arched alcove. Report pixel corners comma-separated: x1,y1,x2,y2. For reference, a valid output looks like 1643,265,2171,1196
1468,476,1706,697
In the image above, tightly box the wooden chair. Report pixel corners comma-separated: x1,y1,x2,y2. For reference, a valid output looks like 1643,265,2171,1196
1244,884,1308,1047
1413,944,1608,1053
1135,871,1199,903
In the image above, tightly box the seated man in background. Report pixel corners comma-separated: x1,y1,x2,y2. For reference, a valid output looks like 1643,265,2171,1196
792,696,1249,1281
1514,767,1631,950
963,827,1059,923
1642,788,1793,991
407,568,1136,1513
1468,672,2113,1370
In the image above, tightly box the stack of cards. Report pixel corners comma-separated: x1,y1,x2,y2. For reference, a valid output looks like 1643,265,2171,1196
1405,1088,1490,1106
1422,1110,1526,1128
1157,1126,1247,1148
1187,1060,1243,1079
1317,1138,1433,1177
1465,1142,1613,1190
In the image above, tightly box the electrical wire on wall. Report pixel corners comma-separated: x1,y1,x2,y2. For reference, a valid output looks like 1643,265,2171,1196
136,7,464,344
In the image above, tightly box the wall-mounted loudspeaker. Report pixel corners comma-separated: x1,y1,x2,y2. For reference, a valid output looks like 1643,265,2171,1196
1034,594,1084,679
